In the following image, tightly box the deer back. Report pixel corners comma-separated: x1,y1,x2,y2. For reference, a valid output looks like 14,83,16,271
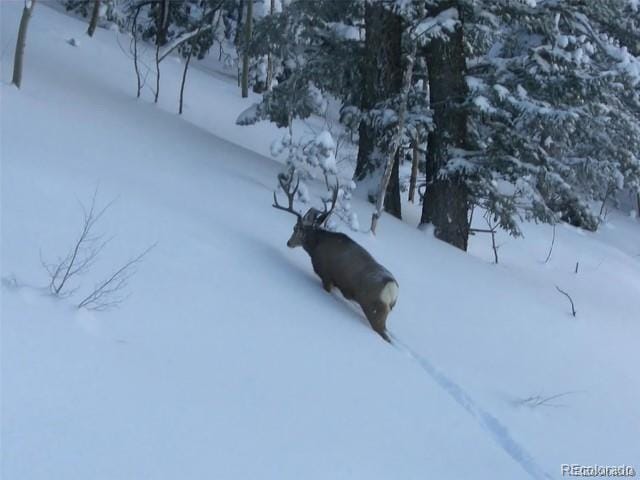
302,228,397,305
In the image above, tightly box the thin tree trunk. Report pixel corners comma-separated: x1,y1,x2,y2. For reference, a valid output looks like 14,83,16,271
153,0,169,103
179,47,193,115
154,42,160,103
87,0,101,37
241,0,253,98
371,36,416,233
637,192,640,218
265,0,275,91
408,141,420,203
420,2,470,250
132,4,142,98
12,0,37,89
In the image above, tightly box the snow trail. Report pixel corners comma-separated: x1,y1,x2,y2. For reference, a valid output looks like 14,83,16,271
388,332,553,480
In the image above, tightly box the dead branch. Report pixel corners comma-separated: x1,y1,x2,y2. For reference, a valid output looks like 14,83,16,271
555,285,577,317
514,391,579,409
42,189,113,297
469,211,500,264
544,223,556,264
77,243,156,311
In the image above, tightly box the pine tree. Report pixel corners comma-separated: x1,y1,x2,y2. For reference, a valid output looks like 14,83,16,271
461,0,640,234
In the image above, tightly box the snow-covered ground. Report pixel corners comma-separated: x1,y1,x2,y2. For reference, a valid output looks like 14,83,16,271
2,3,639,479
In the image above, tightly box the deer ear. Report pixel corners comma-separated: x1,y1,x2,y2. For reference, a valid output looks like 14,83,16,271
315,211,330,226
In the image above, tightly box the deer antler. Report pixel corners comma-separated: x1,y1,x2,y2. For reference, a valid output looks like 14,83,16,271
273,171,302,221
317,181,339,227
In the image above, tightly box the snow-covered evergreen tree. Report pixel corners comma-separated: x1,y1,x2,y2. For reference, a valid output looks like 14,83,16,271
463,0,640,234
241,0,640,245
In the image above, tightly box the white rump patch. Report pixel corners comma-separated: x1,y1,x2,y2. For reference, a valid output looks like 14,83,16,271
380,281,399,307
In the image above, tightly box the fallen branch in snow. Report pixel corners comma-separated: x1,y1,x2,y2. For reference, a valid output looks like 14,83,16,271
555,285,577,317
77,243,156,311
514,391,579,409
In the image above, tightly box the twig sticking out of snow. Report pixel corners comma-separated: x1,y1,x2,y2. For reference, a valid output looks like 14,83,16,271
514,391,579,409
555,285,577,317
543,224,556,264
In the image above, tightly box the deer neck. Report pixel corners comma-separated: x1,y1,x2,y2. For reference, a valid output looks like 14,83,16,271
302,226,325,254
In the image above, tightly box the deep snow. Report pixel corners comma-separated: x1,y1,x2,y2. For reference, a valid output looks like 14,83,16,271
2,3,639,479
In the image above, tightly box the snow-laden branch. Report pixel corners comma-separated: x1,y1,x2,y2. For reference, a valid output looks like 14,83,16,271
157,24,213,62
414,7,459,42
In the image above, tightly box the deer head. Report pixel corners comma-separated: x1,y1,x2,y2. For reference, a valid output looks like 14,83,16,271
272,172,338,248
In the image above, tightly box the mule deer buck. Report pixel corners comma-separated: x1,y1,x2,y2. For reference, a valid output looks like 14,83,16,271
273,172,398,342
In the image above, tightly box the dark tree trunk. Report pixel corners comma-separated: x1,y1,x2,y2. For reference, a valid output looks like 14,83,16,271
152,0,170,103
265,0,275,91
241,0,253,98
179,47,193,115
384,151,402,216
156,0,169,46
87,0,101,37
154,43,160,103
132,4,143,98
234,0,245,48
12,0,37,89
355,1,403,219
408,141,419,203
420,2,471,251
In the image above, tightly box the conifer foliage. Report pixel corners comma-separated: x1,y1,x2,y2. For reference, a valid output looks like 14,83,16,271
58,0,640,249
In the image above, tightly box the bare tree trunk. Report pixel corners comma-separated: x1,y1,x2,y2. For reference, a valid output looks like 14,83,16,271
265,0,275,91
408,141,420,203
152,0,169,103
241,0,253,98
637,192,640,218
12,0,37,89
420,2,471,251
371,36,416,234
154,43,160,103
132,6,142,98
87,0,101,37
179,47,193,115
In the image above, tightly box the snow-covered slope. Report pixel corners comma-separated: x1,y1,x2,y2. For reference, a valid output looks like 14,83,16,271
2,4,639,479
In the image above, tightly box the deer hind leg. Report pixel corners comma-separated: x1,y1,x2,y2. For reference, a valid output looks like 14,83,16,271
364,302,391,343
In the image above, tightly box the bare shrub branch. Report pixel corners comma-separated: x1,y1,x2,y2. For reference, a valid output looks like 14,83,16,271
41,189,113,297
77,243,156,311
470,211,500,264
